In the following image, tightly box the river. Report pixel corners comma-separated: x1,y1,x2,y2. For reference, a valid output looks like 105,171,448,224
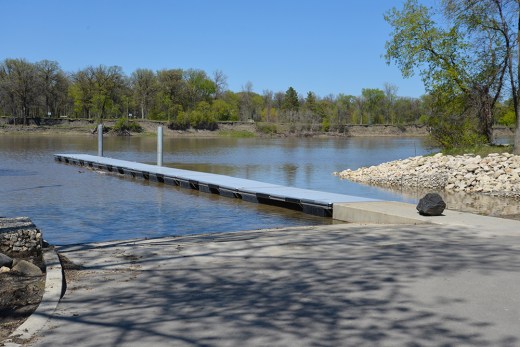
2,133,505,245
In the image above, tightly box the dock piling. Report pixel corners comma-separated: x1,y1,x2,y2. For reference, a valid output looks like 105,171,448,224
157,126,163,166
97,124,103,157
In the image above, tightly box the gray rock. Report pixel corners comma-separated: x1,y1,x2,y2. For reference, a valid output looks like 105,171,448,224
0,252,13,267
416,193,446,216
12,259,43,276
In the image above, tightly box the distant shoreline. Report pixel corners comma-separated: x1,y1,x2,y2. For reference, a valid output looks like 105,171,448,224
0,117,514,138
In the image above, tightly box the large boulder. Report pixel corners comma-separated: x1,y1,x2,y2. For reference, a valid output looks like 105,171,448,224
0,252,13,268
416,193,446,216
12,259,43,276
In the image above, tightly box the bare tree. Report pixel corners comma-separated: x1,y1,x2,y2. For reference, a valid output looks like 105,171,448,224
36,60,69,117
213,69,228,99
131,69,157,119
262,89,274,122
0,58,40,124
239,81,254,121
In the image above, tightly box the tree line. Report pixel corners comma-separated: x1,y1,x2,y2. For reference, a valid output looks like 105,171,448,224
0,57,515,133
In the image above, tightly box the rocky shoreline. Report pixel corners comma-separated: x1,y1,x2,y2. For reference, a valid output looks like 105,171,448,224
335,152,520,199
0,217,45,341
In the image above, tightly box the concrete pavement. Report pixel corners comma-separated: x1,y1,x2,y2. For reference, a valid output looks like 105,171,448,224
24,215,520,346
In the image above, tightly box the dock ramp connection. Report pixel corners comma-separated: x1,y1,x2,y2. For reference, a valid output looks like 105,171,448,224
55,154,378,217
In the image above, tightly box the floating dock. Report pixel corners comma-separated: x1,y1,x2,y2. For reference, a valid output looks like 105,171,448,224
54,154,378,217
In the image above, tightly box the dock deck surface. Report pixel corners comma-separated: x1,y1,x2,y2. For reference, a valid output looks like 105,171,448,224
55,154,377,217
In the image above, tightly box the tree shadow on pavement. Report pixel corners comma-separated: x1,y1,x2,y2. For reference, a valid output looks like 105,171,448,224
30,224,520,347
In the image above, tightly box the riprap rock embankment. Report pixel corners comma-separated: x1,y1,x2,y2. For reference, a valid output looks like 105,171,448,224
335,153,520,199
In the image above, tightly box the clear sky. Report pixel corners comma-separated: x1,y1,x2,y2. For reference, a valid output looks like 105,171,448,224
1,0,427,98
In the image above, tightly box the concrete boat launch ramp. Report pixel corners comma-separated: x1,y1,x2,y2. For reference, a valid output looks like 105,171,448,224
54,153,377,217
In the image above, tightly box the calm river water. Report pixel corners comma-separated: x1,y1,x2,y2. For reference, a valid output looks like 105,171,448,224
0,134,444,244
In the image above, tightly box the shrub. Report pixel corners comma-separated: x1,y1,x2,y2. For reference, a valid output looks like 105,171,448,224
168,112,190,130
428,114,486,149
498,109,516,127
256,122,278,134
112,118,143,133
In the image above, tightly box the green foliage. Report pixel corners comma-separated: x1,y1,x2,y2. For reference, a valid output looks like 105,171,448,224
147,112,169,121
1,57,440,133
212,99,238,121
305,91,317,113
68,65,127,120
322,117,330,132
168,112,190,130
417,114,429,125
495,99,516,126
167,102,218,131
420,89,487,149
112,118,143,133
188,101,218,130
256,122,278,135
498,110,516,127
385,0,468,88
427,110,487,150
385,0,517,146
440,145,513,157
361,88,386,124
219,130,256,138
283,87,299,112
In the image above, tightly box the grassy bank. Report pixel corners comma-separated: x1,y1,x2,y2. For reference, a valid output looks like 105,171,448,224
440,144,513,157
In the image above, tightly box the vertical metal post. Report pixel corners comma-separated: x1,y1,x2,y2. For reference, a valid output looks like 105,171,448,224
157,126,163,166
97,124,103,157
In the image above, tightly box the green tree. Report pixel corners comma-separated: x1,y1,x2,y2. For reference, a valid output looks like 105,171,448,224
70,65,126,119
394,97,421,124
361,88,385,124
442,0,520,151
305,91,317,113
283,87,299,112
184,69,216,108
189,101,212,128
317,95,337,131
156,69,185,119
70,67,95,118
383,83,398,124
91,65,126,118
211,99,238,121
336,94,356,126
385,0,511,147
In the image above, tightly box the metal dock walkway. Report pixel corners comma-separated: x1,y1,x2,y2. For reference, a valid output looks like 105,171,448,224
55,154,377,217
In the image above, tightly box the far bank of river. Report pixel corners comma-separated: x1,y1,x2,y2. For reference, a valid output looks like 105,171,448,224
1,117,515,140
0,117,431,137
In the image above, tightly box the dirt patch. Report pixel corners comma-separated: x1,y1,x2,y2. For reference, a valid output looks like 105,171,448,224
0,252,45,342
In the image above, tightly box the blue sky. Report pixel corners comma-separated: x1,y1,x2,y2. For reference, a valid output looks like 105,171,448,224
1,0,427,98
